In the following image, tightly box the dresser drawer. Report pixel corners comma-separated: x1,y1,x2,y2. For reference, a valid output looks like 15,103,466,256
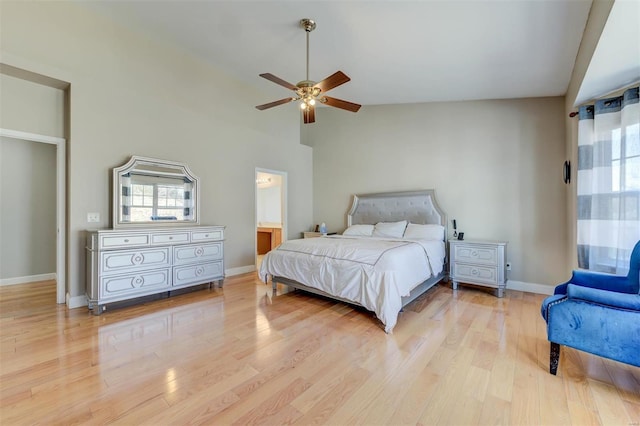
452,263,498,286
100,268,170,301
101,234,149,249
453,245,498,266
173,261,223,287
173,242,223,265
100,247,171,275
192,229,223,242
151,232,190,245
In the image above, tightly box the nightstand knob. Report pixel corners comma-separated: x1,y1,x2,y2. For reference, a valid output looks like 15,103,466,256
472,269,478,275
471,250,478,257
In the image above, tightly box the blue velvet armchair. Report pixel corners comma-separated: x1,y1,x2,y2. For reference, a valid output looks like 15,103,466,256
541,240,640,375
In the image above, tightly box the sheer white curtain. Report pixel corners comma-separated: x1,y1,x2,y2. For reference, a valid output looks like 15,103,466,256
577,86,640,274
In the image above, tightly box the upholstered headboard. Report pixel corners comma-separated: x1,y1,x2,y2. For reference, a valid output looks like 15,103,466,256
347,190,446,230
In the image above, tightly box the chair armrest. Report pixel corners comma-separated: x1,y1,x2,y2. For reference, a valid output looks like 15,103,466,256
567,284,640,311
555,270,632,294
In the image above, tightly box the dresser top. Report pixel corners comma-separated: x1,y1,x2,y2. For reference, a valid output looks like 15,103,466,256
87,225,225,234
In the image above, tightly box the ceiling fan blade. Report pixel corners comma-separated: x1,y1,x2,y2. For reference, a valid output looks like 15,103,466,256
303,105,316,124
259,73,297,91
315,71,350,93
322,96,361,113
255,97,295,111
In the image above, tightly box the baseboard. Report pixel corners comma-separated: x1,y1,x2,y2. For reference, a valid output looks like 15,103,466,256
506,280,554,295
66,293,88,309
225,265,256,276
0,273,56,286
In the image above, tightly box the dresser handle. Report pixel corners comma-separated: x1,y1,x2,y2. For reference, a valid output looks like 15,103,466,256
124,239,129,243
169,236,173,240
472,269,478,275
205,234,209,238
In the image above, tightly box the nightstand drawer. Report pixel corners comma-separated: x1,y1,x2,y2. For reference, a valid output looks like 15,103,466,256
453,245,498,266
452,263,498,286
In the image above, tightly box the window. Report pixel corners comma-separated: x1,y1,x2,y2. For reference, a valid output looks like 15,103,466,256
130,183,185,221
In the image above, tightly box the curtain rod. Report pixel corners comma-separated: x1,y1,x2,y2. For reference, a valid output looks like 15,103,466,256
569,82,640,117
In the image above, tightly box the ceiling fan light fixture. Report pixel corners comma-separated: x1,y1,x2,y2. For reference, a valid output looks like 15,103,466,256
255,18,361,123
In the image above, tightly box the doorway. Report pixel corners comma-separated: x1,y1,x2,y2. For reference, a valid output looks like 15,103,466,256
0,129,66,303
255,168,287,270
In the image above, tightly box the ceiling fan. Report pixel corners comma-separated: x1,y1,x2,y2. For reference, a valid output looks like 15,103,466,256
255,18,361,124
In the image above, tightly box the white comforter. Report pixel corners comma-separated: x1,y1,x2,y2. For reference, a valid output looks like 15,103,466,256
259,235,445,332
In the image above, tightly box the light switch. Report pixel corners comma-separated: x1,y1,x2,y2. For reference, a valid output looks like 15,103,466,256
87,212,100,223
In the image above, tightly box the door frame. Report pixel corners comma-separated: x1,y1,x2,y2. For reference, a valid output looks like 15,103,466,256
255,168,287,268
0,128,66,304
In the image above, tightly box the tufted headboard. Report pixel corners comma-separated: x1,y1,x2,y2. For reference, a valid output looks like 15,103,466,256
347,190,447,231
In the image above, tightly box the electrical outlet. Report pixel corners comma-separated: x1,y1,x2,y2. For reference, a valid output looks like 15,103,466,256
506,262,512,271
87,212,100,223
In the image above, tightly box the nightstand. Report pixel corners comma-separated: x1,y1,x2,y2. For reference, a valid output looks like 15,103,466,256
449,239,507,297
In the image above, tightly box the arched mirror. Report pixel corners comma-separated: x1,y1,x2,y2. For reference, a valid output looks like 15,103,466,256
113,156,200,228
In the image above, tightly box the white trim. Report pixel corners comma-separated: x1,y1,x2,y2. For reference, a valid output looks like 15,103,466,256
0,128,64,145
0,273,56,286
66,293,88,309
506,280,554,295
0,128,67,304
226,265,256,276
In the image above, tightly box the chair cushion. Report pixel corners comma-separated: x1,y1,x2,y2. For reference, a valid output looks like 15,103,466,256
567,284,640,310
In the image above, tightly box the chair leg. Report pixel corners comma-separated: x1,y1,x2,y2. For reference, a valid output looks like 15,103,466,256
550,342,560,375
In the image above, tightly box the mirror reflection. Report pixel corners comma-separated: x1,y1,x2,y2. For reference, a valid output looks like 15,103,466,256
113,156,200,227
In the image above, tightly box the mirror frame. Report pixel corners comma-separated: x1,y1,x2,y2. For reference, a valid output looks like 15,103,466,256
112,155,200,228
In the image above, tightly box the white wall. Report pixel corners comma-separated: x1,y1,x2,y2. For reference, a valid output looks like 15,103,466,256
0,137,56,279
304,97,567,287
0,1,313,299
257,186,282,225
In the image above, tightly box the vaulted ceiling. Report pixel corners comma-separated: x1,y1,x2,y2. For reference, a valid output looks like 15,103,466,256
79,1,637,107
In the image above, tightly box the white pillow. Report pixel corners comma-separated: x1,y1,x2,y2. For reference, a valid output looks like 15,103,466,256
403,223,445,240
372,220,408,238
343,224,374,236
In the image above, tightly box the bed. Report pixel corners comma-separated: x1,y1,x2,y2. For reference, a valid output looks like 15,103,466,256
259,189,448,333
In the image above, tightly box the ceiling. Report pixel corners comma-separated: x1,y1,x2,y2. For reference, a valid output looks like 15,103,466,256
574,0,640,106
79,1,615,106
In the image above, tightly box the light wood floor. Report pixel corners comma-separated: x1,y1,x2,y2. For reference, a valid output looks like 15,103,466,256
1,276,638,425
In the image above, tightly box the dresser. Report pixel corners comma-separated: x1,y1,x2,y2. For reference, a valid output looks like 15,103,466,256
86,225,224,314
449,239,507,297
